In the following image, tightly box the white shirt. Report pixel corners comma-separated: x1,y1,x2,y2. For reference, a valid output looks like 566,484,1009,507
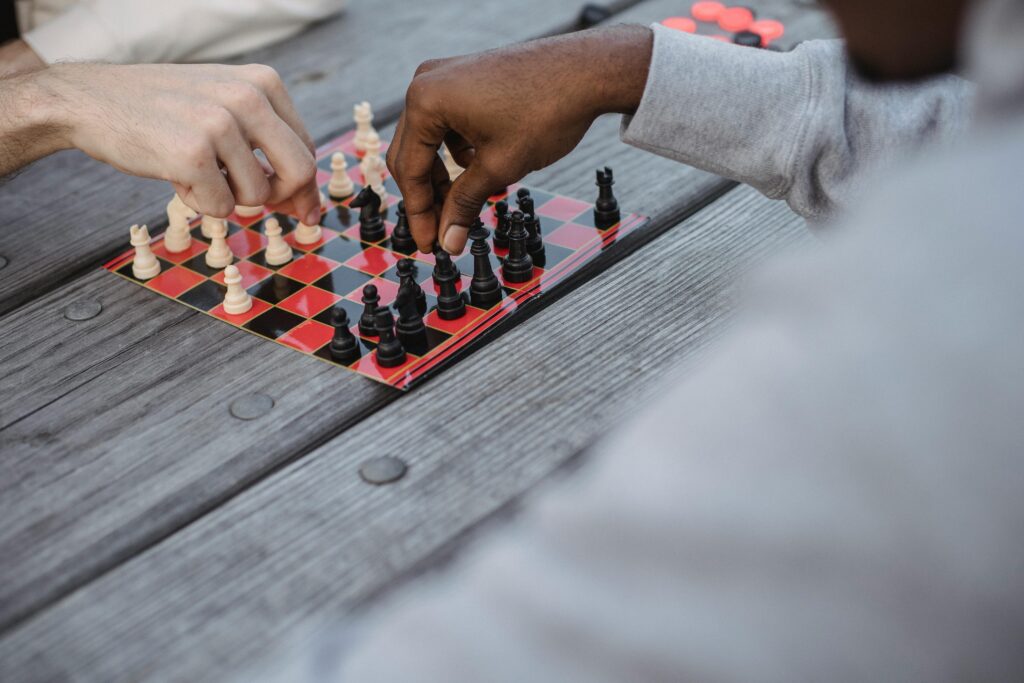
15,0,346,64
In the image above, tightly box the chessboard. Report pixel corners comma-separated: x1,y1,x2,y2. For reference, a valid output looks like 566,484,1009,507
104,129,649,390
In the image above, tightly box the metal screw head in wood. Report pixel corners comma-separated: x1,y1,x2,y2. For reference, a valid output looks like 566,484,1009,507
63,300,103,321
359,456,408,485
0,255,8,270
229,393,275,420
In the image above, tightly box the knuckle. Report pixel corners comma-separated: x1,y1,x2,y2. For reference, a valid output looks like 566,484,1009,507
239,63,283,92
202,106,237,137
180,138,213,169
223,81,264,110
413,58,444,77
450,190,482,216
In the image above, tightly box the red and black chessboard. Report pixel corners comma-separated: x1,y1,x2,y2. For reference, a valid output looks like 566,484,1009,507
103,130,649,390
660,2,786,46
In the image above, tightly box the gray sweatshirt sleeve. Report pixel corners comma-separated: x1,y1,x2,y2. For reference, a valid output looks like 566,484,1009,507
621,26,975,221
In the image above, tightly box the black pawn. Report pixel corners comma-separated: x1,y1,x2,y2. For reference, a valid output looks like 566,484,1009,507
468,222,502,308
493,199,510,249
594,167,621,229
390,200,416,253
350,185,386,242
501,210,533,283
516,187,531,210
328,308,361,363
358,284,380,337
396,258,427,315
434,251,467,320
518,196,546,267
395,288,427,345
432,247,460,286
374,309,406,368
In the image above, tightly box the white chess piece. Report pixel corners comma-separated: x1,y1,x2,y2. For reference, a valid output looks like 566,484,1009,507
319,190,327,210
353,101,376,153
263,217,294,265
328,152,355,198
168,193,198,220
130,224,161,280
364,155,389,206
235,204,264,217
201,214,227,239
293,220,323,245
359,131,383,178
222,265,253,315
443,144,465,181
205,219,234,268
162,197,193,253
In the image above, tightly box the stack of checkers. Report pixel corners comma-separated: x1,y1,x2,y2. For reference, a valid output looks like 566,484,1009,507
660,1,786,48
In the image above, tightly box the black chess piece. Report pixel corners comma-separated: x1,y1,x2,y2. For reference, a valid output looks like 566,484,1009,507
358,283,380,336
516,187,531,210
434,251,467,320
594,167,621,229
469,222,502,308
493,199,510,249
390,200,416,253
350,185,386,242
518,197,547,267
395,258,427,315
395,288,428,348
432,247,460,286
374,308,406,367
328,308,361,363
501,210,534,283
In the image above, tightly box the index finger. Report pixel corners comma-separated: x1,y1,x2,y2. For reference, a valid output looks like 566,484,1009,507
391,108,447,251
238,64,317,155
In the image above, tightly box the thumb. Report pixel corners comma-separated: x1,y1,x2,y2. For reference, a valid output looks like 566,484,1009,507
439,163,501,255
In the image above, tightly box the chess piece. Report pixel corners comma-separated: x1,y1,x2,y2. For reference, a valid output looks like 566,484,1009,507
396,258,427,315
594,167,621,228
235,204,264,217
358,284,381,336
362,153,389,206
293,220,323,245
129,224,161,279
329,308,361,363
395,288,428,347
518,196,546,267
168,193,197,220
263,217,293,266
442,144,464,180
516,187,531,210
390,200,416,253
328,152,355,199
200,214,226,239
493,199,510,249
205,219,234,268
350,186,386,242
432,247,460,286
469,221,502,307
353,101,377,153
222,264,253,315
434,252,466,320
374,308,406,368
501,211,533,283
359,130,383,177
163,196,193,253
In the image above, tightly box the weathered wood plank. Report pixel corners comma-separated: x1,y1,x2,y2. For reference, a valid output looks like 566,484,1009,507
0,0,613,316
0,185,814,683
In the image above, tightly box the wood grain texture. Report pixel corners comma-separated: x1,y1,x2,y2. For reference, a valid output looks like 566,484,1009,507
0,0,603,317
0,185,815,683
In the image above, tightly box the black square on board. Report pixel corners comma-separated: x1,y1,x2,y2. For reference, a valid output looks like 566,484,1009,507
313,266,374,297
314,236,364,263
247,274,305,304
179,280,227,311
243,308,305,339
312,298,365,326
182,253,231,278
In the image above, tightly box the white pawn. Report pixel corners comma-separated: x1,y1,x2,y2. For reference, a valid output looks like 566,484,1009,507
364,155,389,206
201,214,227,239
319,190,328,210
222,265,253,315
359,130,383,178
263,217,293,266
443,144,465,181
353,101,376,153
328,152,355,199
235,204,264,217
130,224,161,280
168,193,198,220
163,197,193,253
205,219,234,268
293,220,323,245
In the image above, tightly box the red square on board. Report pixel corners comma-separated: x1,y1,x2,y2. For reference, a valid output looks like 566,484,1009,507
285,227,339,251
278,253,342,284
153,239,207,264
344,246,399,276
278,319,335,353
209,296,271,325
278,286,342,317
226,229,268,258
210,260,273,288
352,350,419,383
424,305,487,335
546,223,602,250
346,277,400,307
536,196,591,222
146,266,205,298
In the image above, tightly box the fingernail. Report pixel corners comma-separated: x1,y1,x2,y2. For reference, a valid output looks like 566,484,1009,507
304,208,321,226
443,225,469,254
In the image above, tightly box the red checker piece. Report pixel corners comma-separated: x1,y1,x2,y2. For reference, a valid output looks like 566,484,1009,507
691,1,724,21
750,19,784,43
278,320,335,353
662,16,697,33
210,260,272,288
718,6,753,32
152,239,207,264
279,253,341,284
227,229,268,258
348,277,400,307
536,196,591,222
546,223,602,250
424,305,488,335
146,266,205,298
278,286,342,318
344,246,399,276
210,297,271,325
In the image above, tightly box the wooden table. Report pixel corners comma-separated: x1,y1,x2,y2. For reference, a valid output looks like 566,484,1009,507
0,1,834,679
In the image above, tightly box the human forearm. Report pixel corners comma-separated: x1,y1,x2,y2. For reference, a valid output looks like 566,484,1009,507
0,69,72,177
